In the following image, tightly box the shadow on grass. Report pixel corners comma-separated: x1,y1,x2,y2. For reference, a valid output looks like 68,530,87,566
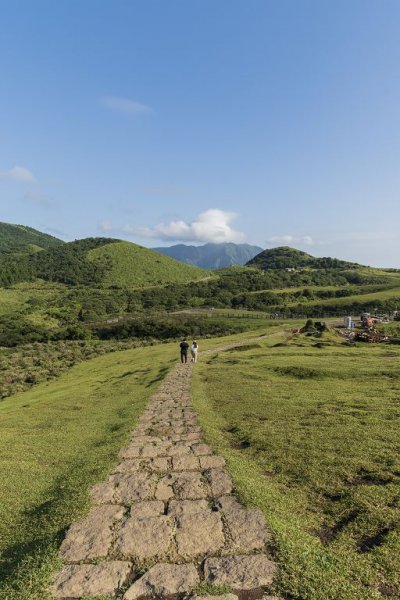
0,461,96,597
145,365,170,387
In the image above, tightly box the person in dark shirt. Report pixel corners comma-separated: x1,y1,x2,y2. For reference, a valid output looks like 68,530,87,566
180,338,189,363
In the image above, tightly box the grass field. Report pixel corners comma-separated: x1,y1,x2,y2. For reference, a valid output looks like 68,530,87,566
0,324,296,600
2,322,400,599
192,330,400,599
286,287,400,309
0,343,178,600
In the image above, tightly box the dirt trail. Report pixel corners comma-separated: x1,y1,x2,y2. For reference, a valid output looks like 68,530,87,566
51,335,283,600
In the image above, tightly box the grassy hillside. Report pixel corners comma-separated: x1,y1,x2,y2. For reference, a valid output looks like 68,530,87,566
0,237,209,288
2,242,400,348
192,331,400,599
0,343,177,600
0,222,64,254
87,240,210,288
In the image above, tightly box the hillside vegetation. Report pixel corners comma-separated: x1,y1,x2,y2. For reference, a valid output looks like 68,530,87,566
0,222,64,254
247,246,359,270
2,229,400,348
0,231,209,288
88,240,210,287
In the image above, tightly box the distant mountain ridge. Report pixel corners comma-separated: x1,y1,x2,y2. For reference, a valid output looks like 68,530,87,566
247,246,360,270
0,222,64,254
153,242,263,269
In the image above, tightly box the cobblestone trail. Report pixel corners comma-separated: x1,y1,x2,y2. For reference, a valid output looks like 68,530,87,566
51,359,280,600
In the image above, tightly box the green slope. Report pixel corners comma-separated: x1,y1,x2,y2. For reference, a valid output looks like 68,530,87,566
0,343,177,600
87,240,210,288
0,222,64,254
248,246,359,270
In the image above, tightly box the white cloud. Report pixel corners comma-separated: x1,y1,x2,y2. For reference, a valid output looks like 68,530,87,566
268,234,317,246
101,209,246,244
100,96,153,115
0,165,36,182
98,220,115,233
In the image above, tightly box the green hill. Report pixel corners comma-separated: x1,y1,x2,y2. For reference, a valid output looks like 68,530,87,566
0,221,64,254
247,246,359,270
0,233,209,288
87,240,210,288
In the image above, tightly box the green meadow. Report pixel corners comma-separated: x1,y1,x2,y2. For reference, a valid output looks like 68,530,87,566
0,343,177,600
1,322,400,600
192,331,400,599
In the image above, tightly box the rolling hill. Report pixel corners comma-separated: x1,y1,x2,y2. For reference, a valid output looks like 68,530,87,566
247,246,359,270
153,242,263,269
0,226,210,288
0,221,64,254
87,240,211,287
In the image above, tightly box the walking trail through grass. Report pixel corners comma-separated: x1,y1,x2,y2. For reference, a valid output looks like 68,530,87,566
51,359,280,600
4,325,398,600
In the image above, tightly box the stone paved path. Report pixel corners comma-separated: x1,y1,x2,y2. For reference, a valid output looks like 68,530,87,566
51,356,280,600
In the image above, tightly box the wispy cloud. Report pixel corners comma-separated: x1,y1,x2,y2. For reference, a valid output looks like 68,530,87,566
22,189,51,207
100,209,246,244
100,96,153,116
268,234,317,246
99,220,114,233
143,186,190,197
0,165,36,183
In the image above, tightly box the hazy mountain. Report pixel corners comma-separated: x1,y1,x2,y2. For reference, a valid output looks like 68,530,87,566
153,242,263,269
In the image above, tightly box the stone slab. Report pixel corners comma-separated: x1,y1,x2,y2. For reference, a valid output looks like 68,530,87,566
167,499,209,517
191,443,212,456
116,515,174,560
130,500,165,518
200,455,226,469
90,481,115,504
120,446,142,459
207,468,233,496
124,563,199,600
173,472,208,499
52,561,132,598
60,504,125,562
112,472,157,504
172,455,201,471
176,511,225,557
204,555,276,589
219,496,270,552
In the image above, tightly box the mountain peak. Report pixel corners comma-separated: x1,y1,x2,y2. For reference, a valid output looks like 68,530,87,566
153,242,263,269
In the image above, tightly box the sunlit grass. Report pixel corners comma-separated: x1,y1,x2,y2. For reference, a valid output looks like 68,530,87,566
0,343,177,600
192,331,400,599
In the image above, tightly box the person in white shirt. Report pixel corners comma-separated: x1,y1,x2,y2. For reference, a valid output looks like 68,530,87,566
190,340,199,363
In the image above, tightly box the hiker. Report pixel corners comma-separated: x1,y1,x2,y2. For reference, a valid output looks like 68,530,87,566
180,337,189,363
190,340,199,363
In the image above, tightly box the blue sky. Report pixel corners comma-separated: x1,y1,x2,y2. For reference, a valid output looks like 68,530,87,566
0,0,399,266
